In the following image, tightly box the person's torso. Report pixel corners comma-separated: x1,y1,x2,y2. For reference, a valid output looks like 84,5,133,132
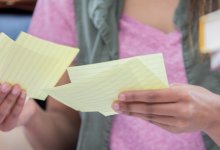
110,13,205,150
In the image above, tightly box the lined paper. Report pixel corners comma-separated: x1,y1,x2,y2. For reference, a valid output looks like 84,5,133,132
0,33,79,100
68,54,168,85
0,31,169,114
16,32,79,59
46,55,168,116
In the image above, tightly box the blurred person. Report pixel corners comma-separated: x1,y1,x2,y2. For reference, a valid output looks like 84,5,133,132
0,0,220,150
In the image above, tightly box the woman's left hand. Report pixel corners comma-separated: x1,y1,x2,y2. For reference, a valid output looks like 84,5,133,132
112,84,220,134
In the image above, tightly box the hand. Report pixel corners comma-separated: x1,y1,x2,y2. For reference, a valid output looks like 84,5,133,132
0,82,37,131
112,84,220,134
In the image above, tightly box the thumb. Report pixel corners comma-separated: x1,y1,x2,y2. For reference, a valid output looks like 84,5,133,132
17,99,38,127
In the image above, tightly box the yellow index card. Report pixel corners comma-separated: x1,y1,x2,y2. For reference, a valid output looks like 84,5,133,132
0,33,14,56
16,32,79,59
68,53,168,85
46,55,168,116
0,33,79,100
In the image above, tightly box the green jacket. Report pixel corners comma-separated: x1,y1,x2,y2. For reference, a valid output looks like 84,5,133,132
74,0,220,149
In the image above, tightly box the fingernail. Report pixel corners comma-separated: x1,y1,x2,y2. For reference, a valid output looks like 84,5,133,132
112,103,120,112
119,94,126,101
1,83,11,93
21,91,26,99
12,85,20,95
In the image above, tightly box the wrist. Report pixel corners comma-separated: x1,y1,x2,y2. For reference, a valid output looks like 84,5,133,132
204,117,220,147
22,100,42,130
204,94,220,136
205,121,220,137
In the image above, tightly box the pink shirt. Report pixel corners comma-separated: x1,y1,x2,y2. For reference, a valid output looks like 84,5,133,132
29,0,206,150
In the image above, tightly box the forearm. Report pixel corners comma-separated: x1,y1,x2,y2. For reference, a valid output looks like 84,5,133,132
23,70,81,150
23,103,80,150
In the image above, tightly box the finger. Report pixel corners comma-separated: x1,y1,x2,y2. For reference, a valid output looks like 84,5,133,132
128,112,188,133
0,83,12,104
0,91,26,131
150,121,181,133
119,102,180,116
127,112,177,127
128,112,182,133
119,88,179,103
0,85,22,124
125,112,180,133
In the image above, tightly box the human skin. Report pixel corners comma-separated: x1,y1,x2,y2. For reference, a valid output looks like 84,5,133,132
0,71,81,150
2,0,219,149
112,84,220,147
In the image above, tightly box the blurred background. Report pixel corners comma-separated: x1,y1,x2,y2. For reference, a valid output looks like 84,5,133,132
0,0,37,149
0,0,36,39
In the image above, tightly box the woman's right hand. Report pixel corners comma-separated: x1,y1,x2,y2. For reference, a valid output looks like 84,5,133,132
0,82,36,131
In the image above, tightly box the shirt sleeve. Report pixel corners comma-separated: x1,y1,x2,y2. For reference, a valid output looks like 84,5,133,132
28,0,78,47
